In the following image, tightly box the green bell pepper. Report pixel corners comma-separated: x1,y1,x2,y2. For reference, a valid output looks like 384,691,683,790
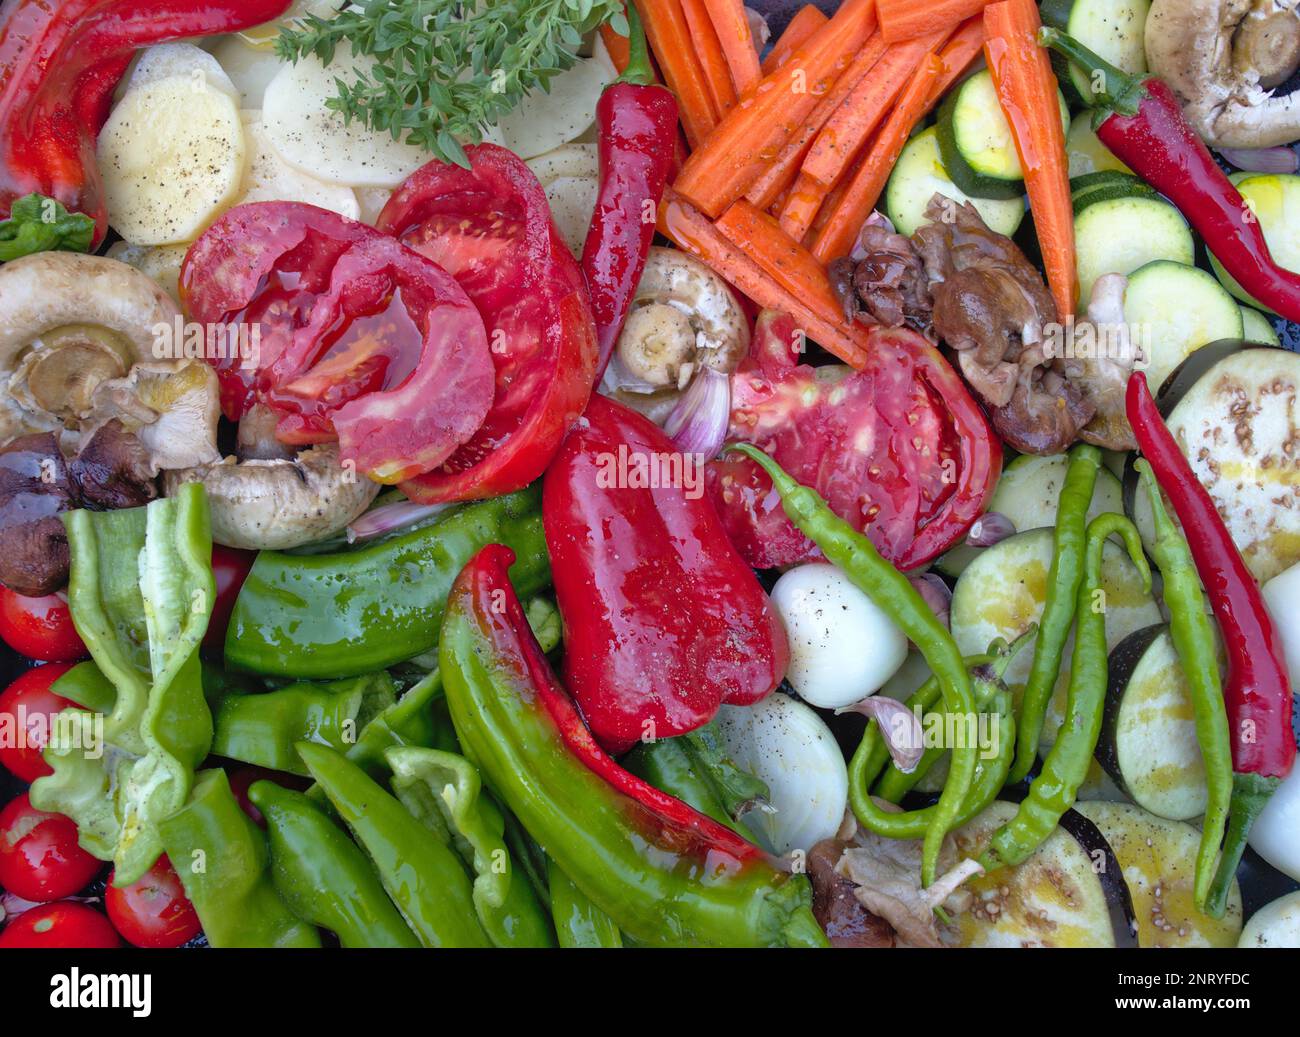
386,746,555,947
225,488,549,679
32,484,215,886
548,861,622,948
249,781,420,948
297,742,490,947
211,672,396,775
157,769,321,948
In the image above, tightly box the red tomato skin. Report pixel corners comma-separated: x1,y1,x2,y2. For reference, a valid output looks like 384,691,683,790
204,546,255,656
0,901,121,948
105,855,200,949
0,662,77,781
0,588,86,662
379,144,598,504
0,793,102,902
543,394,789,754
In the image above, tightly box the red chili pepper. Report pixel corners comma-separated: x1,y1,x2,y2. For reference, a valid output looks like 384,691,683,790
0,0,293,247
1126,372,1296,913
583,5,679,380
1042,28,1300,323
543,393,789,754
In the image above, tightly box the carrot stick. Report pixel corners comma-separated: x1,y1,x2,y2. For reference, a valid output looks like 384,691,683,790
745,32,889,211
702,0,763,96
777,172,830,240
800,28,948,190
634,0,718,148
760,5,828,75
671,0,878,217
599,19,631,71
878,0,992,43
983,0,1075,317
717,199,851,331
660,192,867,368
682,0,738,115
810,17,983,262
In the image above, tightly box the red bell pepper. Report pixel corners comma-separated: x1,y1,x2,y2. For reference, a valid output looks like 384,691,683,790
582,5,679,380
1126,372,1296,915
378,145,598,503
1042,29,1300,323
0,0,293,248
543,393,789,754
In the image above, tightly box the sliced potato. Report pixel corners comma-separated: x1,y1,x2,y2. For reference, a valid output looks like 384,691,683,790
98,73,247,245
1074,801,1243,947
262,48,428,187
211,36,286,108
127,42,238,99
527,143,599,187
105,242,189,304
497,53,616,159
237,113,359,219
544,176,598,257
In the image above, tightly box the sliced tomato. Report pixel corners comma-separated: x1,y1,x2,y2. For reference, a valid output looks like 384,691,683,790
0,662,77,781
377,144,598,503
0,588,85,663
0,793,102,902
0,901,120,948
181,203,494,484
708,312,1001,571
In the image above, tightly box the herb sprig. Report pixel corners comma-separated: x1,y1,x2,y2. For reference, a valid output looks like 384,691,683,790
276,0,629,168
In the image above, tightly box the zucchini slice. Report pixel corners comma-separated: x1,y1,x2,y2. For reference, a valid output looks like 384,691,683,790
1097,624,1216,821
1239,890,1300,948
1073,801,1244,947
1042,0,1150,105
1071,174,1160,215
1241,305,1281,346
1129,346,1300,583
1075,198,1194,307
944,801,1125,947
886,127,1025,237
1208,173,1300,314
1066,110,1131,177
935,453,1123,578
1123,260,1243,393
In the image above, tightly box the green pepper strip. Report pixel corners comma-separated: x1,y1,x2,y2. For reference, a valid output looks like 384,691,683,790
211,672,396,776
1010,444,1103,783
981,513,1150,869
296,741,490,947
624,735,749,835
250,780,420,948
549,859,623,947
1134,460,1233,913
157,769,321,948
727,443,977,887
386,746,555,947
226,488,549,680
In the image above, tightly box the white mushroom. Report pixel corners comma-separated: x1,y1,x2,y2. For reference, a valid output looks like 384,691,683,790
603,247,750,423
164,442,380,551
1146,0,1300,148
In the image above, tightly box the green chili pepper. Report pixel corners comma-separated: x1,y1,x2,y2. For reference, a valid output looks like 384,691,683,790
1010,444,1103,784
441,544,827,947
981,513,1150,869
1135,460,1233,914
249,780,420,948
32,484,215,886
386,746,555,947
548,860,622,948
157,769,321,948
624,735,745,834
727,443,976,887
296,741,490,947
676,717,771,822
225,488,549,680
211,672,396,775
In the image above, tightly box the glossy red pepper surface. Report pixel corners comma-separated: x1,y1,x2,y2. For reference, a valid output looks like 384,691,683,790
582,6,679,379
543,393,789,754
0,0,292,245
1043,29,1300,323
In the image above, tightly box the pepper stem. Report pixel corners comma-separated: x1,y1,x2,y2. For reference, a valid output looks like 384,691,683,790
1205,771,1281,917
616,3,655,87
1037,27,1137,112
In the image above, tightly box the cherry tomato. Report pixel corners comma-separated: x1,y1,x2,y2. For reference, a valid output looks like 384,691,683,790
105,854,200,948
0,793,102,902
0,901,121,948
203,546,256,655
0,588,85,662
226,765,310,826
0,662,77,781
